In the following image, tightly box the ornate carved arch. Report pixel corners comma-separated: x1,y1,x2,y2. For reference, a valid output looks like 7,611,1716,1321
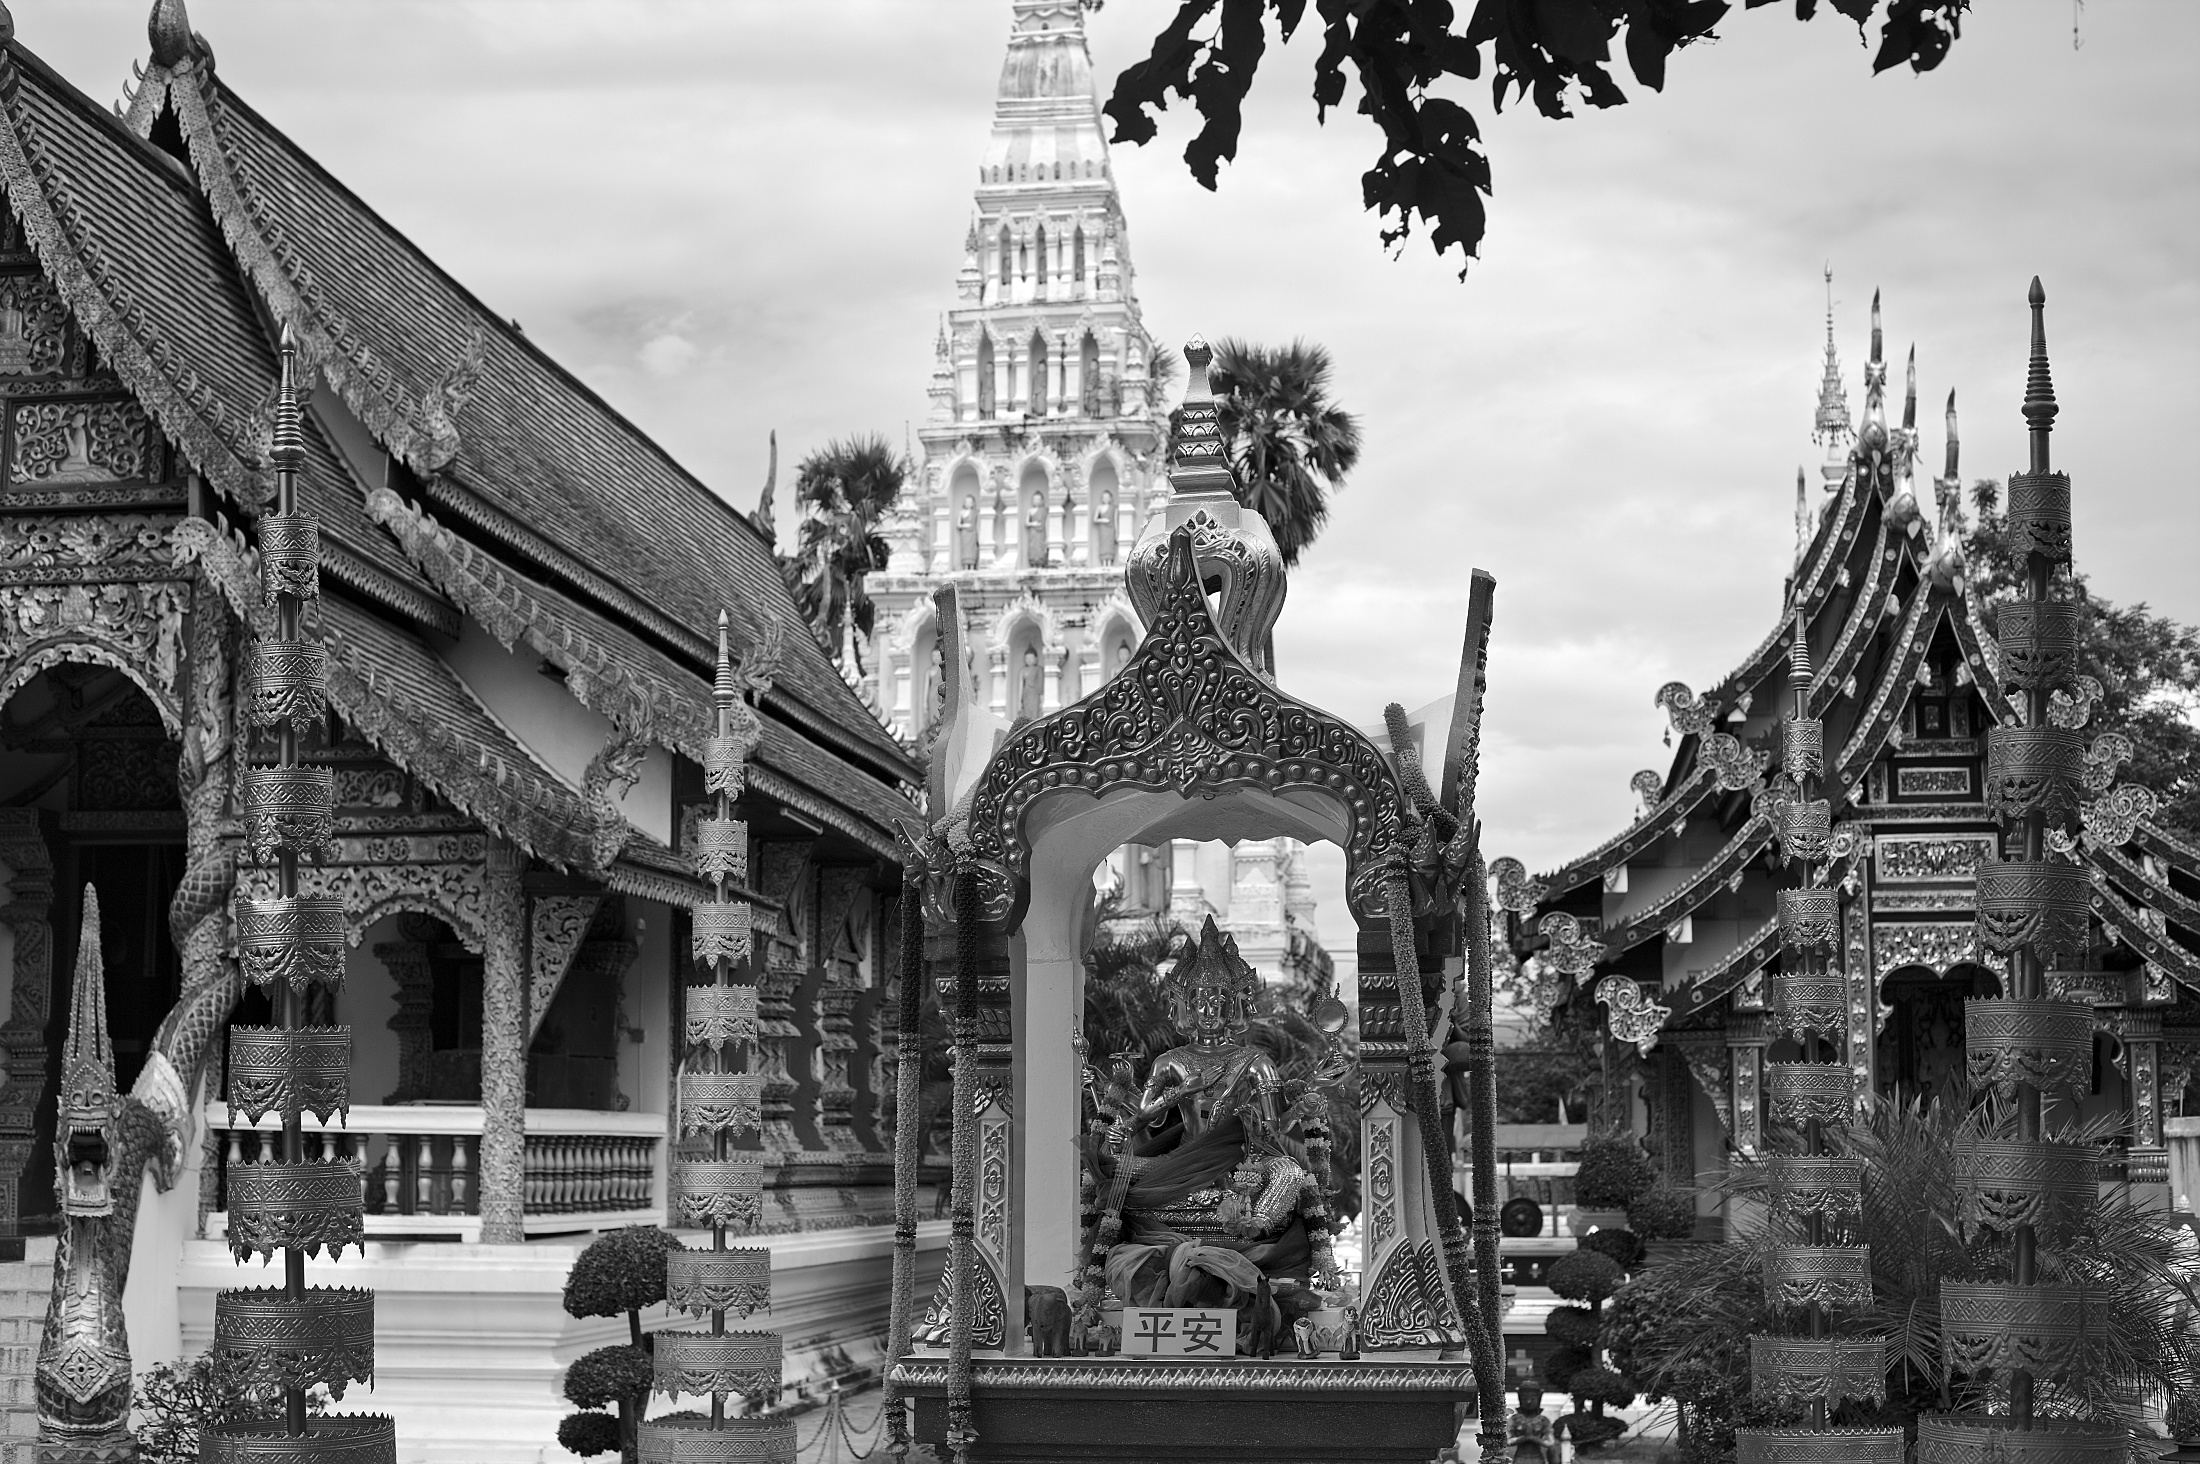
962,529,1410,927
986,591,1063,653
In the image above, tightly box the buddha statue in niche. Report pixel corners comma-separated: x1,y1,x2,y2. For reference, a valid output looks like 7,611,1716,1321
1076,917,1342,1351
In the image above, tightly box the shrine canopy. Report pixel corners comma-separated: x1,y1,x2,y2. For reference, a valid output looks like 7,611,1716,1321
954,340,1413,939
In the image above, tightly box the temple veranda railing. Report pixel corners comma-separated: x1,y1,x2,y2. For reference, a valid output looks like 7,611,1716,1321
204,1104,664,1241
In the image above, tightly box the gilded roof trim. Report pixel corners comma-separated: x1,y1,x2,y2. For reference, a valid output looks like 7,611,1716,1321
1668,917,1779,1020
1832,587,1939,780
1536,764,1715,897
1807,522,1900,717
2094,842,2200,934
1598,814,1774,957
2089,874,2200,1000
2134,820,2200,880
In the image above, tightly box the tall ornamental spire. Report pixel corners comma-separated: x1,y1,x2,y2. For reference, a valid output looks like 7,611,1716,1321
1946,277,2116,1464
209,324,393,1462
642,611,790,1461
1812,269,1853,489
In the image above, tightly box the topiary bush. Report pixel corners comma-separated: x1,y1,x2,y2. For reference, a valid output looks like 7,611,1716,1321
558,1410,625,1458
1544,1305,1600,1350
1627,1183,1697,1241
1578,1227,1641,1271
1569,1364,1637,1414
1543,1343,1593,1394
559,1226,684,1464
1548,1250,1626,1310
1573,1135,1655,1210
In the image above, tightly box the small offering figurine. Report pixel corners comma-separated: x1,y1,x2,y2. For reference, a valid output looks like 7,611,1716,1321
1509,1384,1559,1464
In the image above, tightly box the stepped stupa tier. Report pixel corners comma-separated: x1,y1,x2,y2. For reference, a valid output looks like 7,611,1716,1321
863,0,1330,990
1495,280,2197,1209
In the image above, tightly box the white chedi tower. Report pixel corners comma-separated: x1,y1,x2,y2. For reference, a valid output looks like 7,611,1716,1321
867,0,1166,741
866,1,1330,989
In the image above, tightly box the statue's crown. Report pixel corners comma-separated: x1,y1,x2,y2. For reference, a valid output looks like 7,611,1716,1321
1166,915,1260,1006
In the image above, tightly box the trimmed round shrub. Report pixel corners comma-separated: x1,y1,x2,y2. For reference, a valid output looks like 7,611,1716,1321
1570,1364,1638,1411
557,1411,623,1458
1574,1136,1656,1209
562,1345,653,1411
1579,1227,1642,1270
1543,1343,1593,1393
1627,1184,1698,1241
1560,1410,1628,1449
1544,1305,1601,1350
1548,1250,1626,1308
562,1225,685,1321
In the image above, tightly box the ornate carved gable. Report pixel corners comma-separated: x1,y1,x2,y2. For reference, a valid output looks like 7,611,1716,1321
963,527,1410,925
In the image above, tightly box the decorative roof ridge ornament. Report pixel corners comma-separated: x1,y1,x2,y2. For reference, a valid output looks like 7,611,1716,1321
1122,335,1286,676
1812,267,1852,449
148,0,201,70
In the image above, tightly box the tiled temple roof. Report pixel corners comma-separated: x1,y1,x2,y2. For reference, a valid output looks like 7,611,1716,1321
145,56,916,790
0,30,916,865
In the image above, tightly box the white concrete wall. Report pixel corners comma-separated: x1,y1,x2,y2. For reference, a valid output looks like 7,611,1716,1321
439,621,673,847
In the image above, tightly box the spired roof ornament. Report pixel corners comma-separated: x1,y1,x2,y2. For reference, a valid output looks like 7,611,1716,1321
1123,337,1287,677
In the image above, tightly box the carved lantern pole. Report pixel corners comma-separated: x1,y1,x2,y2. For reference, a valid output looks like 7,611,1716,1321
1739,620,1899,1464
206,325,392,1461
1922,282,2118,1464
640,612,793,1463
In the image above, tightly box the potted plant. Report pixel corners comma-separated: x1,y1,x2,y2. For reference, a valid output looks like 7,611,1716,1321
1626,1182,1698,1263
1569,1134,1653,1237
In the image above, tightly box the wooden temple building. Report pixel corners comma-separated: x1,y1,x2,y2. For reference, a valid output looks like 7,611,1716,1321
1499,288,2198,1219
0,3,933,1457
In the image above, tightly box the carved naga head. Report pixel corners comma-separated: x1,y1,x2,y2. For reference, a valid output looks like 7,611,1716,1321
57,885,121,1219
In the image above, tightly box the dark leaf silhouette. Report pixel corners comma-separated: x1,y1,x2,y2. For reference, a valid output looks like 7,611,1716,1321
1105,0,1966,274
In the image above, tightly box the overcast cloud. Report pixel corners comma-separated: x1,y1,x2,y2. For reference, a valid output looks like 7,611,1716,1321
24,0,2197,952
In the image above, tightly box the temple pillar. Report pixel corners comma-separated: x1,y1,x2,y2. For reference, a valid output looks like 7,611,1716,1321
378,918,437,1103
2121,1009,2167,1200
1354,930,1465,1354
988,645,1009,718
0,811,53,1226
1040,653,1062,715
1727,1011,1769,1158
916,923,1014,1356
479,837,528,1243
755,841,821,1153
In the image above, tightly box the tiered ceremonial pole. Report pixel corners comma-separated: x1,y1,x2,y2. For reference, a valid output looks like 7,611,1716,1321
1923,281,2119,1464
640,613,793,1464
1738,618,1900,1464
207,324,392,1462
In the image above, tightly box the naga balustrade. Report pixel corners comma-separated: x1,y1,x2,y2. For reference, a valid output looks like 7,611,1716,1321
205,1103,663,1241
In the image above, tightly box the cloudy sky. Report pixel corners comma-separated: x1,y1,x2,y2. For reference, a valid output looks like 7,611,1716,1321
27,0,2199,949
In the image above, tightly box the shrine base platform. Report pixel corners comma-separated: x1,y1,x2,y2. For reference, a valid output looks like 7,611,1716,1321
894,1356,1474,1463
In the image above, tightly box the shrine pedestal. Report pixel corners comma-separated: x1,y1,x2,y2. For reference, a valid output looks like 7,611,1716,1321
894,1357,1473,1463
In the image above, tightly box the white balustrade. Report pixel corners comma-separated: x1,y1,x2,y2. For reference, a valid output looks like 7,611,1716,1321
204,1103,666,1241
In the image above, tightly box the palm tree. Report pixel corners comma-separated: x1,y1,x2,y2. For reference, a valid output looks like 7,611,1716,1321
1208,338,1363,568
780,434,905,671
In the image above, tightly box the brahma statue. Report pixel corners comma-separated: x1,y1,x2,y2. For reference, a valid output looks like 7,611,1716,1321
1075,917,1344,1350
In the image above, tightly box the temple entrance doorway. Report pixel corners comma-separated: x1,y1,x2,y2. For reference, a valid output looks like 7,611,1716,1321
0,665,184,1227
1875,962,2000,1112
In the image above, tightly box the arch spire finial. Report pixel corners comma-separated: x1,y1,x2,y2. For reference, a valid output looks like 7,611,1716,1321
2023,276,2058,468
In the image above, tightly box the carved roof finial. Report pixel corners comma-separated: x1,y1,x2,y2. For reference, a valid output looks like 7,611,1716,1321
1166,335,1234,495
1942,388,1960,483
1902,344,1917,431
753,430,777,544
1812,269,1851,448
270,320,305,478
1869,288,1883,367
2023,276,2058,457
714,608,736,710
1788,611,1813,686
1793,466,1810,562
148,0,195,67
0,5,14,46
